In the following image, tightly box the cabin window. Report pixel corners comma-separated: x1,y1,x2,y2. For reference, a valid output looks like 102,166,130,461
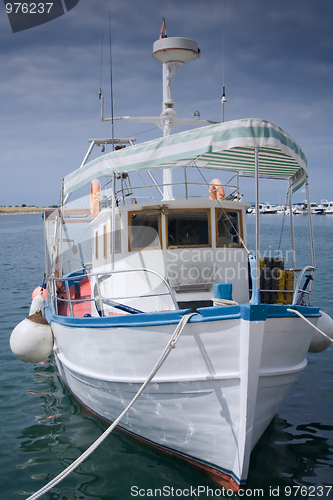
167,210,211,248
95,229,99,259
128,211,161,251
110,215,121,253
216,209,242,247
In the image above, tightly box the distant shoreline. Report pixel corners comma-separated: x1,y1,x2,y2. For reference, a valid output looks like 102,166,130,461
0,207,52,215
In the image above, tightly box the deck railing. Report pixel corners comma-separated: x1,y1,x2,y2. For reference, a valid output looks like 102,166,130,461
48,267,178,317
48,263,315,318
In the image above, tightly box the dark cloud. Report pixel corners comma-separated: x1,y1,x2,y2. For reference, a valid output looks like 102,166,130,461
0,0,332,205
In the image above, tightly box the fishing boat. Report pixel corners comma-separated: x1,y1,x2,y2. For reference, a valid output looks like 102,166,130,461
10,27,333,492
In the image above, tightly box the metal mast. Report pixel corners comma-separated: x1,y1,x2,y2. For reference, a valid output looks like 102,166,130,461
152,31,200,200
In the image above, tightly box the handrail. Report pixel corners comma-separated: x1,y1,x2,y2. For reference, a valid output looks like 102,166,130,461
292,265,315,305
48,267,179,317
64,280,73,317
112,177,240,205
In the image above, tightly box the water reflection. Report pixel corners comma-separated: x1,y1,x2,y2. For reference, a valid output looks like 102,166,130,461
248,415,333,492
14,356,333,499
3,214,332,499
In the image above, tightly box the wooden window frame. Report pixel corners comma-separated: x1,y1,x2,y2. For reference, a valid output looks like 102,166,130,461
166,208,211,249
128,211,162,252
215,207,244,248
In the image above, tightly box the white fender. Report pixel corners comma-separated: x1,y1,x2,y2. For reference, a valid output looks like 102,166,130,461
308,311,333,353
10,311,54,363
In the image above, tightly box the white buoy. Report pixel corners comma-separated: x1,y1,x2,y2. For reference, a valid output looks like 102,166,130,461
308,311,333,353
10,311,54,363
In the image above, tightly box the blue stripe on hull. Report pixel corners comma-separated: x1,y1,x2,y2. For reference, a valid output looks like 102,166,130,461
46,302,320,328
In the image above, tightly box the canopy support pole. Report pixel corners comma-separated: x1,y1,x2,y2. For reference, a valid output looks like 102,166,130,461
289,180,296,270
111,173,116,271
251,147,261,304
306,179,316,269
59,179,64,280
80,140,95,169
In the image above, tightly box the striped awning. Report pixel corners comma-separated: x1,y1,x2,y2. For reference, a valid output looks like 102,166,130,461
63,118,307,196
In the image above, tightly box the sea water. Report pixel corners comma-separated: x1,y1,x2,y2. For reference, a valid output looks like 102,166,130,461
0,213,332,500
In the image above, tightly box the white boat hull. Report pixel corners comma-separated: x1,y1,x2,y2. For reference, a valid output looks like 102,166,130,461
50,306,316,488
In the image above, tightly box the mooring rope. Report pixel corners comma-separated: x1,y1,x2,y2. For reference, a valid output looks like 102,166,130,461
287,308,333,344
26,312,195,500
212,297,239,306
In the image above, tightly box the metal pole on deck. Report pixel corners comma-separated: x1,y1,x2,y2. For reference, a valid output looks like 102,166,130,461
111,173,116,271
288,180,296,270
59,179,64,281
305,180,316,268
253,146,260,303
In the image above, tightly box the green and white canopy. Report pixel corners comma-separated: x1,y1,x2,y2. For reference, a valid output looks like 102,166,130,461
63,118,307,197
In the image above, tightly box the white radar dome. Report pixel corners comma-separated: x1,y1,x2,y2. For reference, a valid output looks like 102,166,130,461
152,37,200,64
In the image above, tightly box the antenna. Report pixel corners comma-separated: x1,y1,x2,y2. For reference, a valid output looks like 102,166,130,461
99,19,115,149
99,32,104,114
221,0,227,122
109,13,115,151
99,32,104,91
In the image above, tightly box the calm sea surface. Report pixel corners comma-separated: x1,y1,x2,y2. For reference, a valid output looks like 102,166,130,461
0,213,332,500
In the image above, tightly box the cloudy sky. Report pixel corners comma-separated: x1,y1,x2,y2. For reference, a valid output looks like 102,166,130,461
1,0,332,207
